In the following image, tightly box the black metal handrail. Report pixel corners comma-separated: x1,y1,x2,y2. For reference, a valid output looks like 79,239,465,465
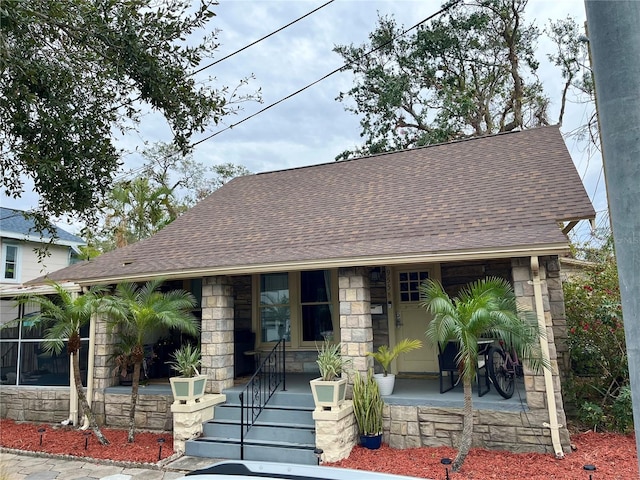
238,337,286,459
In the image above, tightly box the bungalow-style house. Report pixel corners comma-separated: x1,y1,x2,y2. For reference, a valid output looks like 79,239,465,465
0,208,86,387
1,126,595,461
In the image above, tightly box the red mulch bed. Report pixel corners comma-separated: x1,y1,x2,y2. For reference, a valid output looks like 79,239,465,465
327,431,638,479
0,419,174,464
0,419,637,478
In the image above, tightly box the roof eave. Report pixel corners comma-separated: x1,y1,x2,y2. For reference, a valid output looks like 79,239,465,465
51,242,570,287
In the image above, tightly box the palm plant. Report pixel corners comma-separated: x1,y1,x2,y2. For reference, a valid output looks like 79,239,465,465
419,276,547,472
367,338,423,376
16,282,110,445
104,278,199,442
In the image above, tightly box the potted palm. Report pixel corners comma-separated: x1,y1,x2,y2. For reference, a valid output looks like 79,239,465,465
367,338,423,395
167,343,207,405
309,336,351,410
352,369,384,449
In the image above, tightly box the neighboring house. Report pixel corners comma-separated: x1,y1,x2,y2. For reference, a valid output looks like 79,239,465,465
0,207,86,286
2,127,595,456
0,208,86,390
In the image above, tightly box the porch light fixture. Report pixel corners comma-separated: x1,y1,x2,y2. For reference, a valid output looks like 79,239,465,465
440,457,452,480
38,427,45,446
157,437,166,460
370,267,382,282
314,448,323,465
583,464,596,479
84,430,91,450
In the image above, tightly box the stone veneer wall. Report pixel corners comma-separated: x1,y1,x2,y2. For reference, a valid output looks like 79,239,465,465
369,268,390,371
231,276,252,331
385,404,557,453
541,257,570,379
201,276,235,393
103,391,173,431
0,387,71,423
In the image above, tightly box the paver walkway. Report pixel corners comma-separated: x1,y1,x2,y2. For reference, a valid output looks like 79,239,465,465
0,451,217,480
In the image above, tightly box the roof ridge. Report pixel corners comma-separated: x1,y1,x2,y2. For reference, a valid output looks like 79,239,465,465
254,124,561,177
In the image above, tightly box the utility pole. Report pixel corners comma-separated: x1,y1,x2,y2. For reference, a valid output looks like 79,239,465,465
584,0,640,469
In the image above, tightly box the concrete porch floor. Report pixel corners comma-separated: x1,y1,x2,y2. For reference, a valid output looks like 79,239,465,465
224,372,529,413
107,372,528,413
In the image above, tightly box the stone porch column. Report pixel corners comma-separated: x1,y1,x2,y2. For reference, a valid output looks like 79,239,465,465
511,257,570,452
339,267,373,377
92,312,118,425
201,276,235,393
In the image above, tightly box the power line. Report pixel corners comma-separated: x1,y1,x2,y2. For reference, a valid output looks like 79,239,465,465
192,0,336,76
110,0,340,184
191,0,463,148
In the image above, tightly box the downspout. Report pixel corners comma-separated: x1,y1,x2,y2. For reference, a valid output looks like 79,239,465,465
530,256,564,459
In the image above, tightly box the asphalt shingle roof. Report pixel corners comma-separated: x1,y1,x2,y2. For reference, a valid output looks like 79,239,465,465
43,126,595,285
0,207,85,245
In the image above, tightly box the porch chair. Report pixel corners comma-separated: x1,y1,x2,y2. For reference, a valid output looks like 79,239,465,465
437,341,490,397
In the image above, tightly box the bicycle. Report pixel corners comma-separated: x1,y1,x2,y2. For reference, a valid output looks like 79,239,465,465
487,340,523,399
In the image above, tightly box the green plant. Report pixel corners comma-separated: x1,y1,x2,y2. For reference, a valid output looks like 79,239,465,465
316,337,351,381
352,369,384,436
420,276,546,472
167,343,201,378
367,338,423,376
15,281,111,446
563,252,629,433
578,401,605,432
611,386,634,433
104,278,199,442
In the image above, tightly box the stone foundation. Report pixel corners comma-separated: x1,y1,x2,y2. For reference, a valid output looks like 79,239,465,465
103,391,174,431
0,387,71,424
385,404,570,453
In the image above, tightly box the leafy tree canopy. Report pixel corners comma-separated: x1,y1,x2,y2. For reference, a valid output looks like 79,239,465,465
85,142,251,254
0,0,253,231
334,0,589,159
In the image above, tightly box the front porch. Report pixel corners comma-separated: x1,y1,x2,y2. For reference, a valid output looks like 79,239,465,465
103,371,546,462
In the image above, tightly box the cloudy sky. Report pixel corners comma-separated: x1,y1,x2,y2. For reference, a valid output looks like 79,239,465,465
4,0,603,242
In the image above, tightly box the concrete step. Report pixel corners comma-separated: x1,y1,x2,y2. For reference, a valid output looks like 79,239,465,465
213,403,314,425
185,437,318,465
203,418,315,443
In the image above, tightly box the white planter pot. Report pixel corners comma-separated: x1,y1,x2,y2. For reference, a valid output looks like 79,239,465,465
374,373,396,396
309,377,348,410
170,374,208,405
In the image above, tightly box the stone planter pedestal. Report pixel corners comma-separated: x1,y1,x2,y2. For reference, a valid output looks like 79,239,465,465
312,400,358,463
171,393,225,453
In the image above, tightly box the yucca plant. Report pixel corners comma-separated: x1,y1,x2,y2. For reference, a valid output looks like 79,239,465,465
367,338,423,376
167,343,201,378
316,337,351,381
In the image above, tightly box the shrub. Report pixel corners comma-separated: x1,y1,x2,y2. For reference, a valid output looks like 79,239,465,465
563,248,631,433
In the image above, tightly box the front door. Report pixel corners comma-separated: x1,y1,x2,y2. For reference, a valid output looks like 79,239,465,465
394,268,438,373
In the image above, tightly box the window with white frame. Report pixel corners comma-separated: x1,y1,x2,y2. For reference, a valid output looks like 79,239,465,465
257,269,337,347
0,303,89,386
2,244,20,281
